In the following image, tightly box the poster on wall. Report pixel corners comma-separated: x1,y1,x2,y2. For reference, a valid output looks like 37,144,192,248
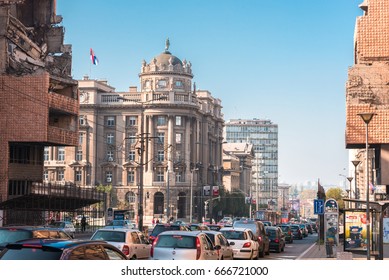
383,217,389,244
344,210,369,252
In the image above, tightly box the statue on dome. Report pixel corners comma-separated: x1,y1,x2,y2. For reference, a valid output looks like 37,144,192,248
165,38,170,51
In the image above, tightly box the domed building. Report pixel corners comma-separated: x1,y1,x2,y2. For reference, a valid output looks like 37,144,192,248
44,40,224,229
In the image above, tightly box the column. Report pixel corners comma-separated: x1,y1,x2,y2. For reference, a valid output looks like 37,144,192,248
167,115,174,171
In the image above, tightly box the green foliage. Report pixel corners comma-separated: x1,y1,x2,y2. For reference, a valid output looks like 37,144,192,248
325,187,345,209
96,184,112,193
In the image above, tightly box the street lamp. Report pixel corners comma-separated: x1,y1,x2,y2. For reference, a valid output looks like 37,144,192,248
346,177,353,199
352,160,360,207
118,95,167,232
358,112,376,260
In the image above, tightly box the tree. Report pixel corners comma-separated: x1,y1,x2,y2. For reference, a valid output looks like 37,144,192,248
325,187,345,209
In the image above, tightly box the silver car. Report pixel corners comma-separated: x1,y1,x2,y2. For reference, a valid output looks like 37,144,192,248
150,230,220,260
203,230,234,260
91,228,151,259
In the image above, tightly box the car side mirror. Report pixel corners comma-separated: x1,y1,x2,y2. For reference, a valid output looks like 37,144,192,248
229,241,235,246
214,245,221,250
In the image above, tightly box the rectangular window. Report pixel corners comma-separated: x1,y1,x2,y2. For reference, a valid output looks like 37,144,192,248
107,133,114,144
57,170,64,181
157,116,166,126
79,116,85,126
79,133,83,145
107,150,114,161
127,171,135,183
157,150,164,162
106,171,113,183
175,133,182,144
43,170,48,181
157,132,165,144
127,116,137,126
128,151,135,161
176,171,184,182
75,171,82,182
107,116,115,126
175,116,182,126
76,150,83,161
44,147,49,161
156,170,164,182
57,147,65,161
127,132,136,144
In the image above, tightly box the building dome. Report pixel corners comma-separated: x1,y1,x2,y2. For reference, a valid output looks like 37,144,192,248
152,50,183,67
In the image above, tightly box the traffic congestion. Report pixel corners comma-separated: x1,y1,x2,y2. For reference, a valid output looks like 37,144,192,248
0,217,319,260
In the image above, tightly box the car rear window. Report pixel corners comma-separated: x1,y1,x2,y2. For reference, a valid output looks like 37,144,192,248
0,247,62,260
221,230,246,240
155,235,196,248
151,225,181,236
233,222,256,233
0,230,31,243
91,231,126,242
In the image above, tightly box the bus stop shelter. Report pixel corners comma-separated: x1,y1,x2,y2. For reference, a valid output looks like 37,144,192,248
343,198,389,260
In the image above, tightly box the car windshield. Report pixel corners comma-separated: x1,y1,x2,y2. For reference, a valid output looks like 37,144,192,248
52,222,65,228
291,226,300,231
92,231,126,242
0,247,62,260
280,226,289,232
266,230,277,237
155,235,196,249
221,231,246,240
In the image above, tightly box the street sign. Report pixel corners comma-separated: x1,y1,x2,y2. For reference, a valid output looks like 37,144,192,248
314,199,324,215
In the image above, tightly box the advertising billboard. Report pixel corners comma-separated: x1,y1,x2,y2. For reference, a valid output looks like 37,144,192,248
344,210,369,252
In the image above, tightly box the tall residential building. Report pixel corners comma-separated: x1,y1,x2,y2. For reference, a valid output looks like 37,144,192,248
0,0,103,226
224,119,278,210
44,41,224,224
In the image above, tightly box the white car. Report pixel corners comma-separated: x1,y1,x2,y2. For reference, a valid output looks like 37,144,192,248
203,230,234,260
150,230,220,260
50,221,76,238
220,227,259,260
90,228,151,259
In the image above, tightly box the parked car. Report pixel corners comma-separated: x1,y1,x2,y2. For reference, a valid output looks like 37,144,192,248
0,226,73,252
233,219,269,257
220,227,259,260
265,226,286,253
104,220,136,229
279,224,294,243
90,228,151,259
149,223,190,243
49,221,76,238
150,230,220,260
0,239,127,260
290,224,303,240
203,230,234,260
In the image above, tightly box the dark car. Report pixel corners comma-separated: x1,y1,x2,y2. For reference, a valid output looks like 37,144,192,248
0,239,128,260
265,226,285,253
290,225,303,240
279,224,293,243
0,226,73,252
233,219,270,257
149,223,189,243
305,223,313,234
188,223,211,231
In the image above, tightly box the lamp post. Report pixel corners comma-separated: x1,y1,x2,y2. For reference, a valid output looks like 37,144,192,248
346,177,353,209
358,112,376,260
190,167,199,223
352,160,360,207
118,95,167,232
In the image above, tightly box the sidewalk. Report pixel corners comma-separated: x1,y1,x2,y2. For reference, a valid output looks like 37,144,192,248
298,243,388,260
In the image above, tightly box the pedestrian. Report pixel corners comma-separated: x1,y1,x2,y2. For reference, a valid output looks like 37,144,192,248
81,215,86,232
156,218,160,224
152,217,155,226
325,223,337,258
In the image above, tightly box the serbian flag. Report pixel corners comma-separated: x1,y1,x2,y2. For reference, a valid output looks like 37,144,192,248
369,182,376,194
90,48,99,65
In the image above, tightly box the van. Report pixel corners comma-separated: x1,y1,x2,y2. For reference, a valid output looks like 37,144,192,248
233,219,269,257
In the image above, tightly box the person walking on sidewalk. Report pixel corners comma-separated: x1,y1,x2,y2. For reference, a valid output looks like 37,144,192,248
81,215,87,232
325,223,337,258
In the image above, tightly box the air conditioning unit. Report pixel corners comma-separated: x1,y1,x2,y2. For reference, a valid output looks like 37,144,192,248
106,177,112,182
108,157,113,162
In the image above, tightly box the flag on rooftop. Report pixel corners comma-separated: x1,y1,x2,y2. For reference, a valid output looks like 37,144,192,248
90,48,99,65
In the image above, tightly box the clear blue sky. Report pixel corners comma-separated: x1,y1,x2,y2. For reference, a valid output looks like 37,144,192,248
57,0,363,187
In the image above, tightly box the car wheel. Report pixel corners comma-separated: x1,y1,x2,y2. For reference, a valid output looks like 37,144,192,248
259,245,265,258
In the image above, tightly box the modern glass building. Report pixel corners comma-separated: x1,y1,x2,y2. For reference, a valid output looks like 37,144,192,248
224,119,278,210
